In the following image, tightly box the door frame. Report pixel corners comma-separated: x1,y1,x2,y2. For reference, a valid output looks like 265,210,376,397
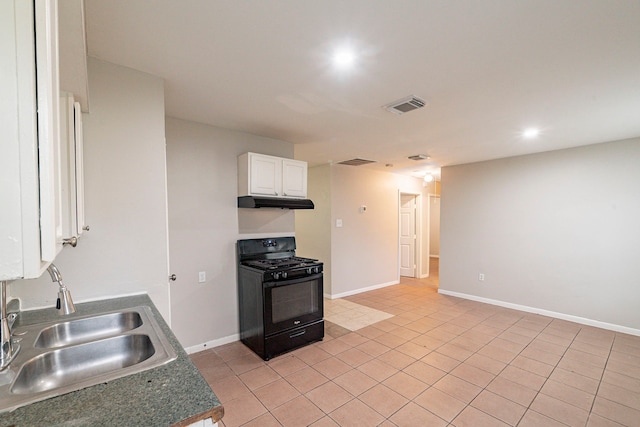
398,191,423,279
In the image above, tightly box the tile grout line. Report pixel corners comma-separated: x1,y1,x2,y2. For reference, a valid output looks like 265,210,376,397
512,323,582,426
585,332,616,425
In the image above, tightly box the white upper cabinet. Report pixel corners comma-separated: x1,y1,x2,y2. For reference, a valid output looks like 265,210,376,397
238,153,308,199
58,0,89,112
247,153,282,197
60,92,87,241
281,159,308,198
0,0,79,280
34,0,63,264
1,0,61,279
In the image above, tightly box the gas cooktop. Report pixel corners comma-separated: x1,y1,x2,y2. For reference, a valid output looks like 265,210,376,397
242,256,319,271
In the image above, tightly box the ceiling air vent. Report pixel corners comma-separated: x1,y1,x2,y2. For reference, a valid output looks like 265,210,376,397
337,158,376,166
408,154,430,161
384,95,426,115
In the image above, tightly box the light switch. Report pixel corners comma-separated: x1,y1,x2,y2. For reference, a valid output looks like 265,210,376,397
336,219,343,228
198,271,206,283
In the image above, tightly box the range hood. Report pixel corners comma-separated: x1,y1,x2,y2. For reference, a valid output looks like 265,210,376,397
238,196,314,209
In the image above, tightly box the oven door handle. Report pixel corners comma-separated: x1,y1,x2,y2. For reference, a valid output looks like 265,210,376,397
263,272,323,288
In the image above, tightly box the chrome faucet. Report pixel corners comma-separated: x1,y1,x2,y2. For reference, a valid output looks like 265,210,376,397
47,264,76,315
0,281,20,371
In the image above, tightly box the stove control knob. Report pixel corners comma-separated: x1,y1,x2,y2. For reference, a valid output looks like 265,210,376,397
313,267,319,274
306,268,312,275
282,272,288,279
273,272,281,280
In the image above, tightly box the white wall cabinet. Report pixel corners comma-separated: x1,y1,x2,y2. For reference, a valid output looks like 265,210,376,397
1,0,64,280
60,92,87,241
238,153,308,198
282,158,308,198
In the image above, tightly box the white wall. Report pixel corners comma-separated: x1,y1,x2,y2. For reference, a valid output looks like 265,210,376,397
440,137,640,333
295,165,332,293
11,58,171,320
165,117,295,349
429,196,441,257
300,165,424,298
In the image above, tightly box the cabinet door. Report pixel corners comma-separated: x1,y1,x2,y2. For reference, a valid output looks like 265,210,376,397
60,94,85,239
35,0,63,262
282,159,307,198
60,93,76,239
0,0,36,280
0,0,61,279
73,101,86,236
249,153,282,197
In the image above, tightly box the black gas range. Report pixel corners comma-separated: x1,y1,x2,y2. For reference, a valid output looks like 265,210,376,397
237,237,324,360
242,256,322,281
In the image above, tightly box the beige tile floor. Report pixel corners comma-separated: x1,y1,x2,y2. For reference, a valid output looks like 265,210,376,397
191,260,640,426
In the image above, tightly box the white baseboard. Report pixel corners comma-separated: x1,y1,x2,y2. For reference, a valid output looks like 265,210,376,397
185,333,241,354
326,280,398,300
438,289,640,337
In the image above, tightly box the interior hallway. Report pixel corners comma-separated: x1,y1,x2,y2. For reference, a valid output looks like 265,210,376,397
191,259,639,426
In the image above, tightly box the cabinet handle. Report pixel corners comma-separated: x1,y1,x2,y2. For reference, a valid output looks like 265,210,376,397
63,237,78,247
169,274,177,281
82,225,90,232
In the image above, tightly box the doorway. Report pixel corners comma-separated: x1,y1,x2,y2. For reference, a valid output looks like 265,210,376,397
399,192,421,278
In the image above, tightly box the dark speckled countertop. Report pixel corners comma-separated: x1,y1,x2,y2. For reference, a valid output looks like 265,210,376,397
0,294,223,427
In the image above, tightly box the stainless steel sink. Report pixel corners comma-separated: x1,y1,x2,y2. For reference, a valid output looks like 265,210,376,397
34,311,143,348
0,306,177,413
12,334,155,394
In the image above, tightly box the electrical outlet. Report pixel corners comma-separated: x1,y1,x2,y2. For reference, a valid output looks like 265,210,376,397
478,273,485,281
198,271,206,283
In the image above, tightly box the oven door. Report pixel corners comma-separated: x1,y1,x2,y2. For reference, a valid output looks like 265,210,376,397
263,273,323,336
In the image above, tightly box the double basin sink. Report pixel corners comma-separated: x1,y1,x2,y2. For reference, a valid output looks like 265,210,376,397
0,306,177,413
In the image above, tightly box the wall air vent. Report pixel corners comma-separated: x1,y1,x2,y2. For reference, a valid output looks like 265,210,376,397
384,95,427,115
337,158,377,166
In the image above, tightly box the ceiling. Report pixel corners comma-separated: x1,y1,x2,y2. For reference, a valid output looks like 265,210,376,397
84,0,640,178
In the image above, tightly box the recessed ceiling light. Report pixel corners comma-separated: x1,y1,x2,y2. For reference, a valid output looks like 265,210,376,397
332,47,356,70
523,128,540,139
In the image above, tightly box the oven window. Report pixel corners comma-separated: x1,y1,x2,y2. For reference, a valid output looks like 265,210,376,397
271,279,319,324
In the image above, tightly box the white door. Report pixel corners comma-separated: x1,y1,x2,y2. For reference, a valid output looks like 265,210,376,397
399,194,416,277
